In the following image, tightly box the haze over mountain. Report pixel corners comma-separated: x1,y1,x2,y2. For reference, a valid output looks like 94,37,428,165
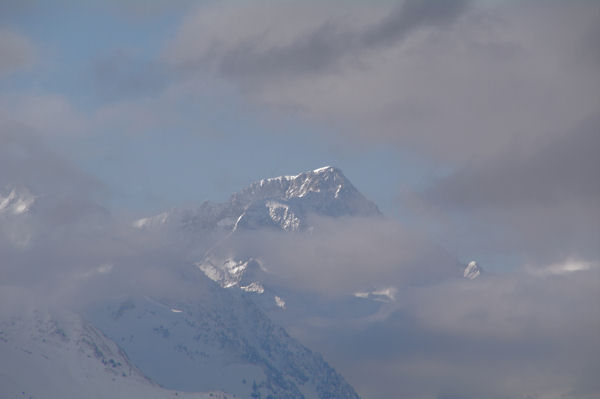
1,168,376,399
1,161,598,399
1,1,599,398
134,166,381,233
0,166,477,399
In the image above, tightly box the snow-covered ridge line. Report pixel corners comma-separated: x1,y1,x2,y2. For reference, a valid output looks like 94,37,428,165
133,165,381,232
312,165,334,173
258,165,336,184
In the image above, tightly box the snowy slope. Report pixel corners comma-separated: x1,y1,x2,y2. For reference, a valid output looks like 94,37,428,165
0,307,231,399
86,266,361,399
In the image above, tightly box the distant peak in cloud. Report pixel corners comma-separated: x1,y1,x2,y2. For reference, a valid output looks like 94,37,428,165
463,260,482,280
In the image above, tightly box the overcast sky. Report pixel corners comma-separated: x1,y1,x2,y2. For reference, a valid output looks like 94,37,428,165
1,1,599,398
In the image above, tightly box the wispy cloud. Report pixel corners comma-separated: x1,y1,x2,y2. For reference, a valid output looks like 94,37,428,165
0,29,34,77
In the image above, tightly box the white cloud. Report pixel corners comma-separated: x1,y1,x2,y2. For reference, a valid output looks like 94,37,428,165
528,259,595,276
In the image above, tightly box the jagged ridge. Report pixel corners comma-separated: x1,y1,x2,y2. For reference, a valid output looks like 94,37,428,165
134,166,381,233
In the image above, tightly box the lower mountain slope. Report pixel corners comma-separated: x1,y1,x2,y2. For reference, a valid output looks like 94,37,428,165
0,306,231,399
86,266,361,399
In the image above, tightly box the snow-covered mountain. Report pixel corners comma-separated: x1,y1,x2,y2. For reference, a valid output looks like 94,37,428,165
0,166,471,399
86,267,361,399
0,306,231,399
134,167,382,302
463,261,482,280
133,166,468,313
134,166,381,234
0,269,361,399
0,168,365,399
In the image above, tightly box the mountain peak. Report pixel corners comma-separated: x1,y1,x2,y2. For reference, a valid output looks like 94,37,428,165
464,261,482,279
243,165,347,200
134,166,381,233
229,166,380,231
235,166,374,206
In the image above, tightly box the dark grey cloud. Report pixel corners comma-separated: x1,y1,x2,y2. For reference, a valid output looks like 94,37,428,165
167,1,600,164
214,0,470,82
424,116,600,210
420,116,600,267
363,0,469,47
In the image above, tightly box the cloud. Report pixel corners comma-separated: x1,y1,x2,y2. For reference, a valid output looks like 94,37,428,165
0,134,597,399
159,1,598,275
0,125,220,307
420,116,600,268
204,0,469,82
165,1,599,162
424,117,600,210
0,29,34,77
166,0,470,84
227,215,461,296
0,125,102,204
1,2,598,398
362,0,469,47
292,268,600,399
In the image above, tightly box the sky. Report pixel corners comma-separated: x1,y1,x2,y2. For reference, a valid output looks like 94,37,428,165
1,1,600,398
2,0,599,271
